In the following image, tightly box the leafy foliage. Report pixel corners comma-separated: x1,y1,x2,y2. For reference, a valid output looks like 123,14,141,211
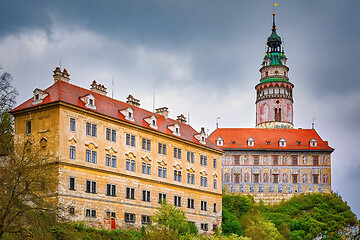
222,193,359,240
0,68,17,154
0,143,59,238
144,202,197,239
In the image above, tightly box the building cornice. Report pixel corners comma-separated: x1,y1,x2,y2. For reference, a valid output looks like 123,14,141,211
221,148,334,153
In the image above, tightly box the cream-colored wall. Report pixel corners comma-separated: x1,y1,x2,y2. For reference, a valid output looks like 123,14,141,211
56,105,222,232
13,106,61,155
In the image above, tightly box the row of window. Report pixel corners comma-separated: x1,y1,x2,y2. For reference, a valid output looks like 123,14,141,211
70,146,217,188
230,173,328,184
69,179,217,211
80,210,210,230
72,119,218,167
81,209,151,224
231,155,323,166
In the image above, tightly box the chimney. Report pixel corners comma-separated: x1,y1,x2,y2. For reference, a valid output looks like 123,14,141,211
90,80,107,96
53,67,70,83
156,107,169,119
62,69,70,82
177,114,187,124
200,127,205,134
126,94,140,107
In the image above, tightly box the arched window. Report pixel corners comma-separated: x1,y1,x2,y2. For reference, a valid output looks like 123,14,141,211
265,71,268,76
275,108,281,121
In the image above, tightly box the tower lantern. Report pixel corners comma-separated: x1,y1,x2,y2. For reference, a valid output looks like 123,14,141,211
255,12,294,129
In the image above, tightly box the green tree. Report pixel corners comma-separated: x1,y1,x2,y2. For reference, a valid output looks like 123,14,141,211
0,143,59,238
222,208,244,236
144,202,197,239
0,67,18,154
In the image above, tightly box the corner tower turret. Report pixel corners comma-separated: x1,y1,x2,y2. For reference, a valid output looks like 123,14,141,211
255,12,294,129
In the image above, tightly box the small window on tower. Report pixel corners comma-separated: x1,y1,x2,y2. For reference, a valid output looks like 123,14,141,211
274,70,279,75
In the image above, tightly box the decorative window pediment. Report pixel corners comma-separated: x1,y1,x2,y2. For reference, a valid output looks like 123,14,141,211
216,136,223,146
157,159,167,166
141,156,152,163
105,146,117,154
125,152,136,159
213,173,218,178
187,167,195,173
194,127,206,144
85,141,98,149
200,170,208,176
279,137,287,147
168,123,180,137
68,137,77,145
40,137,47,147
119,107,134,122
32,88,49,105
309,138,318,147
247,137,255,147
173,163,182,170
144,115,158,129
80,93,96,110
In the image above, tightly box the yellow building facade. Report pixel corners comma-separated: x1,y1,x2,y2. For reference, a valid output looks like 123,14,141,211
11,68,222,233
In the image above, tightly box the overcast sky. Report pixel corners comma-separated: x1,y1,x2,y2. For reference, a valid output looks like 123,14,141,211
1,0,360,217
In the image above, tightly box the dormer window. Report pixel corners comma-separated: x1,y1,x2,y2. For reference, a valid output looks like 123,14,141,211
216,137,223,146
80,93,96,110
194,127,206,144
168,123,181,137
143,115,158,129
119,107,134,122
32,88,49,105
279,137,287,147
247,137,254,147
310,138,318,147
297,141,302,145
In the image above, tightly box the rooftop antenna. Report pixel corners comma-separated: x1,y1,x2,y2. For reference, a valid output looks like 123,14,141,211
216,117,220,129
112,77,114,99
152,93,155,113
312,117,316,129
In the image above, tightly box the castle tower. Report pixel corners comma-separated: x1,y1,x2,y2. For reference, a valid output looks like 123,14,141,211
255,13,294,129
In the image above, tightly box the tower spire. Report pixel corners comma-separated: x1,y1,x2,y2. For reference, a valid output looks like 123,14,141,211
255,8,294,129
272,12,276,32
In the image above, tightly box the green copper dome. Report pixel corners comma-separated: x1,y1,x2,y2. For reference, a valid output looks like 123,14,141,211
267,31,281,42
266,13,282,52
264,52,285,66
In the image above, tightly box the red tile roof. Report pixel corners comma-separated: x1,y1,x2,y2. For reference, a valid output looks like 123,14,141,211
11,80,221,152
208,128,334,151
